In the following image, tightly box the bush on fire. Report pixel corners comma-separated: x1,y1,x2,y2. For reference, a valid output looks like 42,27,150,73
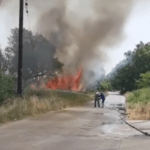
0,72,15,104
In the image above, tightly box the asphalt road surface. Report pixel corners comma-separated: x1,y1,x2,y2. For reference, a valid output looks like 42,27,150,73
0,92,150,150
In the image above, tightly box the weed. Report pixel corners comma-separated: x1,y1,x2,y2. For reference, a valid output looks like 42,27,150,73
0,89,91,124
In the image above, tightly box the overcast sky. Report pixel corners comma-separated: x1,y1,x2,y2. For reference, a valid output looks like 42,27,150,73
0,0,150,74
104,0,150,74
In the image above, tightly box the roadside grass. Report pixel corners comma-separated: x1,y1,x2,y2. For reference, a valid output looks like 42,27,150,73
0,89,91,124
124,92,131,100
126,88,150,120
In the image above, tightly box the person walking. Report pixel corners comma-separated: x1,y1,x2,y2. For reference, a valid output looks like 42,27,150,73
94,90,100,108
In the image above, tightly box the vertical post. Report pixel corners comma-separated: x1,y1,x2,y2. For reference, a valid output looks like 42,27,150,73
17,0,24,96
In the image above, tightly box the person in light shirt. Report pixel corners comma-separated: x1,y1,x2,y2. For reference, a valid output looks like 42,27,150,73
94,90,101,108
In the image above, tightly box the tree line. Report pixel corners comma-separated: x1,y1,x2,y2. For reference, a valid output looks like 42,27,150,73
108,41,150,93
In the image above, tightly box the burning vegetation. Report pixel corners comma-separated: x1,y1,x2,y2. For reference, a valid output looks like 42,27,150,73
46,68,83,92
35,0,134,89
1,0,134,90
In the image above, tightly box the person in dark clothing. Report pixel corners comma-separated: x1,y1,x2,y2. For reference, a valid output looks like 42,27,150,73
94,91,100,108
100,92,105,108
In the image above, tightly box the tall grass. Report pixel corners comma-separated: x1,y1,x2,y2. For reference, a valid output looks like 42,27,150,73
127,88,150,104
0,89,91,124
127,88,150,120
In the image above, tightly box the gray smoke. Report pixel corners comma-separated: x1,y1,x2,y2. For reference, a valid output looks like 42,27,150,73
36,0,134,87
1,0,134,87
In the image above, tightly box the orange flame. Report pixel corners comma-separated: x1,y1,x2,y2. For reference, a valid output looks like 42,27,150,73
46,69,83,91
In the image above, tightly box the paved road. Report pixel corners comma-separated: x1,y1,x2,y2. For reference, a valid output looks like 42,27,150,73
0,92,150,150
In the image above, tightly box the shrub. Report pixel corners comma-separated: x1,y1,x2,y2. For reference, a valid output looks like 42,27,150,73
136,71,150,88
127,88,150,120
127,88,150,104
0,72,15,104
98,80,112,92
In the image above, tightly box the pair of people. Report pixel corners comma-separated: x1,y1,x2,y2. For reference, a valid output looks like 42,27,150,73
94,91,105,108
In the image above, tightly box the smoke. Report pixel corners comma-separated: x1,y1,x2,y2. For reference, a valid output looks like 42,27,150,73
36,0,134,87
1,0,134,87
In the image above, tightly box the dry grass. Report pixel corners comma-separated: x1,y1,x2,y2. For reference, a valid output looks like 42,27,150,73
0,89,91,124
128,102,150,120
124,92,132,101
126,88,150,120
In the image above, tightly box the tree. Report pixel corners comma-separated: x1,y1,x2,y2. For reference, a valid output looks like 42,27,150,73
5,28,63,82
96,80,112,92
0,71,15,104
136,71,150,88
0,48,7,72
109,41,150,93
101,80,112,92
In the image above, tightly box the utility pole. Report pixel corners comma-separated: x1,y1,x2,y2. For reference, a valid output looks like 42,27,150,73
17,0,24,96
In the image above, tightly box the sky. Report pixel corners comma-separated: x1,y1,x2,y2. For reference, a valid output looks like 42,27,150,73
104,0,150,74
0,0,150,74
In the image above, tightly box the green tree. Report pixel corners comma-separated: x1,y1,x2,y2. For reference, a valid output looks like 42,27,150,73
5,28,63,82
109,41,150,93
0,49,8,72
0,71,15,104
136,71,150,88
97,80,112,92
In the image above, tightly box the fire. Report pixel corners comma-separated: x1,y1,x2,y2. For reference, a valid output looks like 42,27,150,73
46,69,83,91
